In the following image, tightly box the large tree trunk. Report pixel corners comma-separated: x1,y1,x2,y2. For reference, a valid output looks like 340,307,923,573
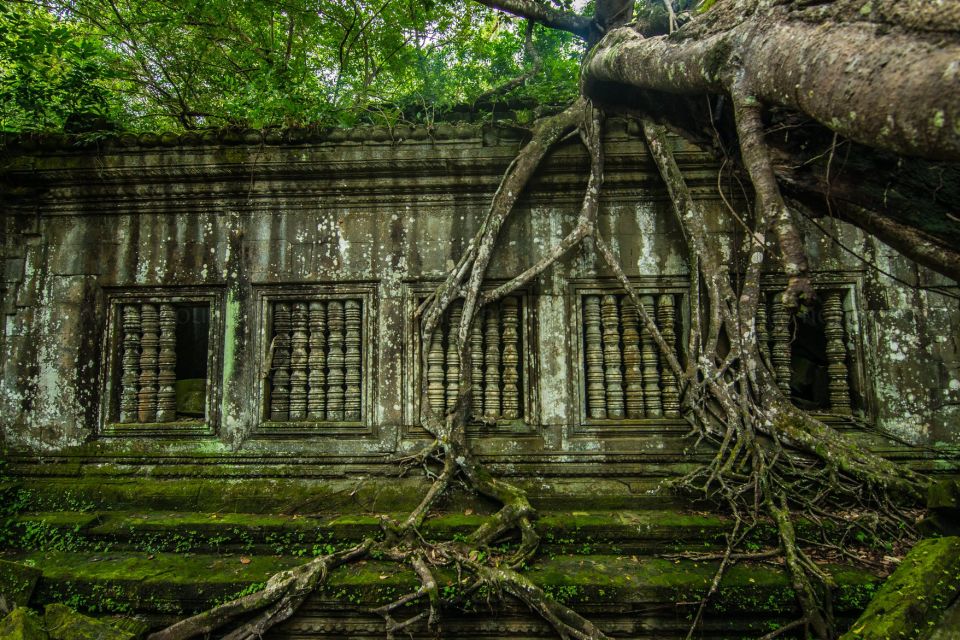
579,0,960,279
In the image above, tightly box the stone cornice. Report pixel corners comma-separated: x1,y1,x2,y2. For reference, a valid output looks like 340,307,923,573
1,121,730,215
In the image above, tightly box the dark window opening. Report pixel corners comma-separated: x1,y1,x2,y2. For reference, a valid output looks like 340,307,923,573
174,304,209,418
789,306,830,410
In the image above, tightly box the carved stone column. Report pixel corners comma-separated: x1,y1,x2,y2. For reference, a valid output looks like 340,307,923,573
658,294,680,418
483,306,501,419
501,297,521,419
344,299,362,421
427,323,446,413
583,295,606,419
445,302,462,413
470,316,484,421
156,304,177,422
288,302,309,420
270,302,291,421
138,303,159,422
823,290,852,413
756,295,772,368
119,304,141,423
601,295,625,419
770,297,792,396
307,302,327,421
621,298,645,419
326,300,345,421
640,295,662,417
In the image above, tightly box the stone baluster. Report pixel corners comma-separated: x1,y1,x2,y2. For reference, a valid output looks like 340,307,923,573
756,295,772,367
307,302,327,421
427,321,446,413
770,297,792,396
583,295,606,419
470,317,484,421
326,300,345,421
640,295,662,417
288,303,309,420
501,297,521,419
156,304,177,422
823,291,852,414
601,295,625,419
658,294,680,418
138,303,159,422
119,304,141,423
344,299,363,421
621,298,645,419
445,302,463,413
483,306,501,419
270,302,291,421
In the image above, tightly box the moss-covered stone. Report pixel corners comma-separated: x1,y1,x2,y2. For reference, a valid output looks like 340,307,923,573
96,617,148,640
0,607,48,640
927,480,960,510
0,561,41,612
840,537,960,640
43,604,135,640
174,379,206,417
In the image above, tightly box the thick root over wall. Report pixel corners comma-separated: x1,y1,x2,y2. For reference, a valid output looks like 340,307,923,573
148,5,934,635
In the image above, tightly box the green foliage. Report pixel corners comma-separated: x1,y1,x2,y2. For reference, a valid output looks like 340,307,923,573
0,3,126,132
0,0,582,134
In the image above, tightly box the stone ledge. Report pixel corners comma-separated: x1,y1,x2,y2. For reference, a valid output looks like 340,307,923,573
3,551,879,619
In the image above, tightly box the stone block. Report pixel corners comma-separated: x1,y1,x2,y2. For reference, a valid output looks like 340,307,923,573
0,560,41,614
840,537,960,640
0,607,48,640
44,604,135,640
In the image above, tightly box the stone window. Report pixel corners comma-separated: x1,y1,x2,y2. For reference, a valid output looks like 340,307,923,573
423,297,525,423
257,290,373,434
577,289,685,427
409,292,534,432
101,290,222,436
759,286,860,414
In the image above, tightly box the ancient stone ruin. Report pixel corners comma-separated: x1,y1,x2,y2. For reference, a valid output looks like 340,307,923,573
1,121,958,637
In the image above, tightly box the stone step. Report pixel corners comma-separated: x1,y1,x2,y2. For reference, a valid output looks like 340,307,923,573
6,475,690,514
4,550,879,635
6,509,739,556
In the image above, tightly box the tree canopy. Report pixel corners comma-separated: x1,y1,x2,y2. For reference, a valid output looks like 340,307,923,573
1,0,583,132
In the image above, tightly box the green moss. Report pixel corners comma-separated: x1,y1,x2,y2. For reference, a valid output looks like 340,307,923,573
840,537,960,640
174,379,205,417
0,560,41,609
44,604,134,640
0,606,48,640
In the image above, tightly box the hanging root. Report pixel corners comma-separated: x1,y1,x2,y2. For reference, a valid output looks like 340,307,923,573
632,118,926,639
145,542,372,640
149,84,926,640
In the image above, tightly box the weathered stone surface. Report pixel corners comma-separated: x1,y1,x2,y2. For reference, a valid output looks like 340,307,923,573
0,561,41,615
43,604,134,640
0,607,47,640
840,537,960,640
0,123,955,458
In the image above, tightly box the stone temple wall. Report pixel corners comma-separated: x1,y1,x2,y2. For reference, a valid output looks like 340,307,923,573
1,120,958,474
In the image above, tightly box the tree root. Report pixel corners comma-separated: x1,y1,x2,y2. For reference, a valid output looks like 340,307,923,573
149,43,929,637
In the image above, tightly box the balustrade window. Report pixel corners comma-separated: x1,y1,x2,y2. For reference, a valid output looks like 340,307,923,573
422,296,526,423
265,298,364,424
758,288,857,413
103,291,221,435
580,292,684,422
